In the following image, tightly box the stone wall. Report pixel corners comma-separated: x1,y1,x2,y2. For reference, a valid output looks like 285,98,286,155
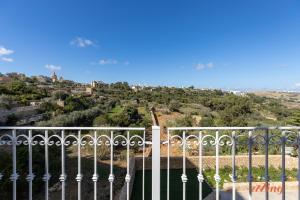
135,155,298,170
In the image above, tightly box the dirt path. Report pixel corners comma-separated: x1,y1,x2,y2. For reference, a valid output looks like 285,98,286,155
152,110,184,156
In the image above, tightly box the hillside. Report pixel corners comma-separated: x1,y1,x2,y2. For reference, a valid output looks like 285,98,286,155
1,72,300,128
254,91,300,109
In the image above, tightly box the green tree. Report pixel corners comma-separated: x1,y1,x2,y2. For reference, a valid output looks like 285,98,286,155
8,81,27,94
288,110,300,126
169,100,180,112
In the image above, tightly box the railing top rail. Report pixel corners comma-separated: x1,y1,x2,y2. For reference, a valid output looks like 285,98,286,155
167,126,300,131
0,127,145,131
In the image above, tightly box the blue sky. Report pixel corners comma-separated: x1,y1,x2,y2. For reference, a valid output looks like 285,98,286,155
0,0,300,90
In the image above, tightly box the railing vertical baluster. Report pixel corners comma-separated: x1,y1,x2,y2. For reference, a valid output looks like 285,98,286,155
44,130,50,200
92,131,98,200
281,131,286,200
142,130,145,200
60,130,66,200
215,131,220,200
264,129,269,200
231,131,236,200
181,131,187,200
126,131,131,200
297,130,300,200
248,131,253,200
27,130,34,200
167,129,170,200
76,130,82,200
198,131,204,200
152,126,160,200
10,129,18,200
0,146,2,181
109,131,114,200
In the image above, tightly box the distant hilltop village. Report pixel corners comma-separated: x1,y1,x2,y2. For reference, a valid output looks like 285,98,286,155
0,72,65,84
1,72,299,95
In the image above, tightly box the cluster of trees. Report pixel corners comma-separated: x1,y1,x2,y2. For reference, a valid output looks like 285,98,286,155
91,83,300,127
0,81,48,105
37,105,106,127
93,105,152,127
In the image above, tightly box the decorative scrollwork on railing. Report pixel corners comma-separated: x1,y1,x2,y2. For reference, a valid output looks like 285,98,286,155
201,134,217,146
218,135,234,146
31,134,46,146
252,134,267,145
0,134,13,145
129,135,144,147
63,135,80,146
113,135,128,146
15,134,30,146
268,134,282,145
96,135,111,146
80,134,94,146
169,135,183,147
285,131,298,145
185,135,199,149
0,132,147,147
48,135,63,146
235,133,249,145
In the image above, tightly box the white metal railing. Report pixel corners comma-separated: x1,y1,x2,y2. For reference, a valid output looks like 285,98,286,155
165,127,300,200
0,127,148,200
0,126,300,200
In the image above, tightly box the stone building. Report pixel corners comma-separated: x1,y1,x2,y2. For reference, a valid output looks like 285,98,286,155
51,72,58,82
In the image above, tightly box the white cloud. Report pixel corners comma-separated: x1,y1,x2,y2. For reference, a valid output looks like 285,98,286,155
195,62,214,70
0,46,14,56
1,57,13,62
196,63,205,70
45,64,61,71
0,46,14,62
295,83,300,87
70,37,95,48
99,59,118,65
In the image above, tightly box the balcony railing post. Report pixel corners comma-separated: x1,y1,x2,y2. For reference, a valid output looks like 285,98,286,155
27,130,34,200
231,131,236,200
298,130,300,200
167,129,170,200
248,131,253,200
11,129,18,200
109,131,114,200
44,130,50,200
126,131,130,200
92,131,98,200
60,130,66,200
76,130,82,200
215,131,220,200
152,126,160,200
198,131,204,200
264,129,269,200
281,131,286,200
181,131,187,200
